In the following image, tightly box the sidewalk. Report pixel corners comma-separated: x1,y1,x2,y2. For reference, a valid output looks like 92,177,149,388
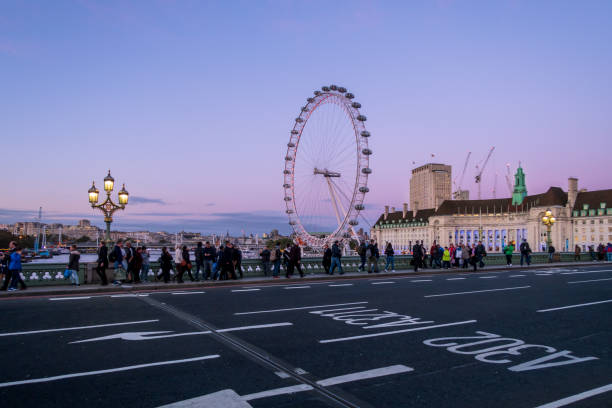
0,260,609,298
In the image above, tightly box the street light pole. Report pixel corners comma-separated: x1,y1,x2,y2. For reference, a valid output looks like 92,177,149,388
541,209,556,250
88,170,129,247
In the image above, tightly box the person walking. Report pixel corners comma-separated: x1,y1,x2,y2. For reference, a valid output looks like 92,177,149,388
589,245,596,261
358,241,367,271
519,239,532,266
322,244,332,274
441,247,450,269
282,244,292,277
504,241,514,266
157,246,173,283
455,244,463,268
133,247,143,283
430,242,438,268
384,242,395,272
110,240,126,279
194,242,205,281
272,244,281,279
95,241,108,285
607,243,612,262
412,243,423,272
125,241,137,283
367,240,379,273
221,242,236,280
260,246,271,277
179,245,194,282
329,240,343,275
574,245,581,261
233,245,243,279
461,244,471,269
0,250,9,290
548,244,555,263
598,243,606,261
140,246,150,282
449,244,456,268
289,242,304,278
203,241,216,280
174,245,184,282
475,241,486,269
7,242,26,291
66,245,80,286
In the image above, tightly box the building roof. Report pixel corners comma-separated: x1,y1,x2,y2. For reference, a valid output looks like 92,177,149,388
373,208,436,225
573,189,612,211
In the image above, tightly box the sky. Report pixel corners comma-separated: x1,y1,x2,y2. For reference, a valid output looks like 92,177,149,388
1,0,611,235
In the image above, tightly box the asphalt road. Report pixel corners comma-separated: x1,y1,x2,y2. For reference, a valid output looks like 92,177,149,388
1,264,611,408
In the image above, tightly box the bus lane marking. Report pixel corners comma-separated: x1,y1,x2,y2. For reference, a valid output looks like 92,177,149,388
425,286,530,298
567,277,612,284
0,319,159,337
234,301,367,315
532,383,612,408
537,299,612,312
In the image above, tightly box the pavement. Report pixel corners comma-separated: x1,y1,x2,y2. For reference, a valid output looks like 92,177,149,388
0,263,611,407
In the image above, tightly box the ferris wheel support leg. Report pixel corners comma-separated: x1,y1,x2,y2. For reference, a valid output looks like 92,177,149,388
326,177,344,229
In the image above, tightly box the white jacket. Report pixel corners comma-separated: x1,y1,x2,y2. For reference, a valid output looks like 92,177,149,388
175,248,183,263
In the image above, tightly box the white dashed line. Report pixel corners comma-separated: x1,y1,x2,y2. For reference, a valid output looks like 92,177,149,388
284,286,311,290
329,284,353,287
171,291,205,295
49,296,91,301
231,289,261,292
479,276,497,279
537,299,612,313
235,301,368,315
0,319,159,337
446,278,466,281
425,286,531,298
372,281,394,285
567,277,612,284
561,269,612,275
411,279,433,282
509,274,526,277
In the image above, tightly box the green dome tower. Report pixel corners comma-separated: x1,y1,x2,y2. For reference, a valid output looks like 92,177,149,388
511,165,527,205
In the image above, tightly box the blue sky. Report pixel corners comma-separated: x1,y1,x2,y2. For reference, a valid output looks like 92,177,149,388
1,0,611,234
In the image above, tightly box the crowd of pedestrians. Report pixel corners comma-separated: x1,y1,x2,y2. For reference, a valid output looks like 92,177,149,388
409,240,489,272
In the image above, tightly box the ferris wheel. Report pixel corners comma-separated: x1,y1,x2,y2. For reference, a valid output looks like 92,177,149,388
283,84,372,247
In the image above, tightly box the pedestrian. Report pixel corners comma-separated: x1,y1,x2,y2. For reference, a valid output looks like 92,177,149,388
221,241,236,280
462,244,471,269
442,246,451,269
475,241,486,269
548,244,555,263
430,242,438,268
194,242,205,281
260,246,271,277
212,244,223,280
7,242,26,291
589,245,596,261
455,244,463,268
282,244,291,277
96,241,108,285
66,244,80,286
1,242,17,291
412,243,423,272
470,245,479,271
140,246,150,282
203,241,216,280
367,240,379,273
384,242,395,272
179,245,194,282
322,244,332,274
174,245,184,281
125,241,137,283
504,241,514,266
329,240,343,275
449,244,456,268
233,245,243,279
110,239,126,278
358,241,367,271
0,250,8,289
289,242,304,278
597,243,605,261
421,244,428,269
520,239,532,266
607,243,612,262
272,244,281,279
157,246,173,283
574,245,581,261
133,247,143,283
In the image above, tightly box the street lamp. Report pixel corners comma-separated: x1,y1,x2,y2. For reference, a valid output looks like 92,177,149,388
88,170,129,247
541,209,556,250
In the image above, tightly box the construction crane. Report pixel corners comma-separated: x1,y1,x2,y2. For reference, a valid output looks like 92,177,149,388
453,151,472,199
504,163,513,195
34,207,42,254
475,146,495,200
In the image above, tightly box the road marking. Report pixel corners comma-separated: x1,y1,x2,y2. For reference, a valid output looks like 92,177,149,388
411,279,433,282
49,296,91,301
319,320,477,343
537,299,612,313
446,278,466,281
533,383,612,408
510,274,526,277
328,284,353,287
371,281,394,285
425,286,531,298
284,286,310,290
0,355,220,388
561,269,612,275
231,289,261,292
70,322,294,343
536,274,553,276
234,301,368,315
171,291,205,295
479,276,497,279
274,371,290,379
568,277,612,284
110,294,138,298
0,319,159,337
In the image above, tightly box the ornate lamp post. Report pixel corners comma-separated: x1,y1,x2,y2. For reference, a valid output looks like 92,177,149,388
88,170,129,247
541,209,556,250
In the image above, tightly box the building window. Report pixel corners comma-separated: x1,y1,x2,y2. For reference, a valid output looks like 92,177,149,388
589,209,595,216
583,204,589,210
601,202,606,209
573,210,579,217
581,210,587,216
598,209,604,215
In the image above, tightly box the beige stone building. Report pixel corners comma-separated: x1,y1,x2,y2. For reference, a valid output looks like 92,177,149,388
409,163,452,211
373,175,612,253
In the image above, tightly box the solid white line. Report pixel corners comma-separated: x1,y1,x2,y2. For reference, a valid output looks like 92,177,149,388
510,274,526,277
568,277,612,284
479,276,497,279
217,323,293,332
319,320,477,343
231,289,261,292
411,279,433,282
0,319,159,337
328,284,353,287
171,291,205,295
0,355,219,388
235,301,368,315
446,278,466,281
425,286,530,298
533,383,612,408
537,299,612,313
317,365,413,386
49,296,91,301
371,282,394,285
561,269,612,275
284,286,311,289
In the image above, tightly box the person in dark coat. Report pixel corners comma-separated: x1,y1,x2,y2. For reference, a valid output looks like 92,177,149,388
287,243,304,278
357,241,367,271
67,245,81,286
260,247,271,277
96,242,108,285
412,243,423,272
202,241,216,280
133,247,144,283
177,245,194,283
233,245,243,279
194,241,205,281
221,242,236,280
322,244,332,274
157,247,173,283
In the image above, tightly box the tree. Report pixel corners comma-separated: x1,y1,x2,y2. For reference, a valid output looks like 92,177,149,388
75,235,90,243
0,231,35,249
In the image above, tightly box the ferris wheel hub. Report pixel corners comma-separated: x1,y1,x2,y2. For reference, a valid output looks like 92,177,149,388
314,168,341,178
